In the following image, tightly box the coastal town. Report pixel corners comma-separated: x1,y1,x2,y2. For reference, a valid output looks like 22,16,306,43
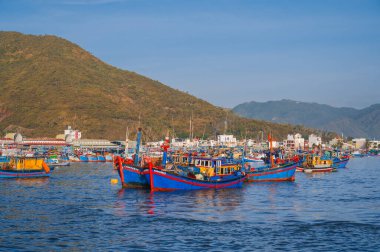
2,1,379,250
1,126,378,156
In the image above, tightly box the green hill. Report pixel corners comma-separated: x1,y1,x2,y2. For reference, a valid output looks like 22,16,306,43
0,31,330,141
233,99,380,138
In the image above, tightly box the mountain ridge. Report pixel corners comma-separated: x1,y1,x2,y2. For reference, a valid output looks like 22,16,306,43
233,99,380,138
0,31,334,141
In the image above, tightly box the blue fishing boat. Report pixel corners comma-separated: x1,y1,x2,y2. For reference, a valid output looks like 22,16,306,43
0,158,51,178
244,133,297,182
142,141,245,191
115,160,148,188
105,154,113,162
87,155,98,162
332,157,349,168
245,162,297,182
351,151,365,158
79,155,89,162
0,156,10,163
115,128,148,188
143,166,245,191
97,155,106,162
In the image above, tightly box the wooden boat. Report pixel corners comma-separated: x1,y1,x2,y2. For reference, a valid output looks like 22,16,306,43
244,133,297,182
332,157,349,168
0,157,51,178
142,165,245,191
114,156,148,188
297,155,335,173
79,155,89,162
245,162,297,182
105,153,113,162
45,155,70,166
87,155,98,162
0,156,10,163
142,151,245,191
114,128,148,188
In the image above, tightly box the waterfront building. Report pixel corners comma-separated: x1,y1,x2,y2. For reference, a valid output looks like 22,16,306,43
72,139,118,149
64,126,81,140
352,138,367,150
217,134,237,147
308,134,322,148
284,134,295,151
294,133,305,150
368,140,380,150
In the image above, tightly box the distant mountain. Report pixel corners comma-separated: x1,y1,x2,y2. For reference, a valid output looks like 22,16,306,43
233,99,380,138
0,31,329,140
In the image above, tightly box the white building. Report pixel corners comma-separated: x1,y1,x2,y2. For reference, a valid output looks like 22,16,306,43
352,138,367,150
308,134,322,148
64,126,81,141
217,134,236,143
217,135,237,147
294,133,305,150
72,139,117,149
171,138,198,148
368,140,380,150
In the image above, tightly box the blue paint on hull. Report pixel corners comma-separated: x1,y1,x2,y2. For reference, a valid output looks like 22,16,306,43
144,169,245,190
120,165,148,188
79,155,89,162
97,156,106,162
246,163,296,182
87,156,98,162
0,170,50,178
332,158,349,168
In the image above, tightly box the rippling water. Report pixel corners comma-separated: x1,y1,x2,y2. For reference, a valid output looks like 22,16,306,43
1,158,380,251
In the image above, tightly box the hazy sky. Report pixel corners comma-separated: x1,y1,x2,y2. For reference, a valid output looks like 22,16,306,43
1,0,379,108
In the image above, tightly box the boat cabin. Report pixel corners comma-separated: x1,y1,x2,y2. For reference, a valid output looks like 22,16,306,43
194,157,239,177
304,155,333,168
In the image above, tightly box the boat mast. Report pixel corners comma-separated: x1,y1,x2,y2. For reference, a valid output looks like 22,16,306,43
268,132,274,168
134,128,142,166
125,127,129,157
189,114,192,140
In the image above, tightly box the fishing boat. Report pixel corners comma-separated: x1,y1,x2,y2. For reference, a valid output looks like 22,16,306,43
142,166,245,191
142,145,245,191
45,155,70,166
97,155,106,162
244,133,297,182
105,153,113,162
114,128,148,188
245,162,297,182
332,157,349,168
87,155,98,162
79,155,89,162
0,157,51,178
351,151,365,158
115,156,148,188
0,156,10,163
68,155,80,162
297,155,335,172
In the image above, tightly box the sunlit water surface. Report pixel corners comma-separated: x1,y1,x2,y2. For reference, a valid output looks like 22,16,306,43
1,158,379,251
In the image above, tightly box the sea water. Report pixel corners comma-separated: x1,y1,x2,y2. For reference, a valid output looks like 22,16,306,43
1,158,379,251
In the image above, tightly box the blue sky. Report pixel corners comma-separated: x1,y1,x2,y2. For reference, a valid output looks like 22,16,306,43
1,0,379,108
